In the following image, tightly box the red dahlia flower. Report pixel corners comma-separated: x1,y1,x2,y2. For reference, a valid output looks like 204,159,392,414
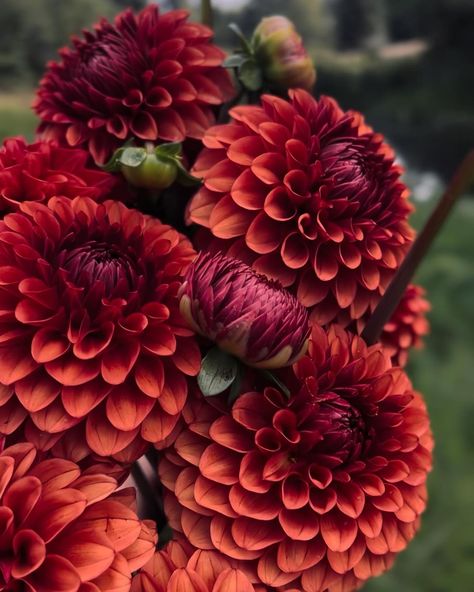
160,325,433,591
180,252,309,369
0,137,118,214
187,89,414,326
0,442,156,591
34,6,235,164
381,284,430,366
0,197,200,456
131,539,268,592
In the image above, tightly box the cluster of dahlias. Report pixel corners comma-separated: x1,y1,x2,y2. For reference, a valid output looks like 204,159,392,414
0,5,433,592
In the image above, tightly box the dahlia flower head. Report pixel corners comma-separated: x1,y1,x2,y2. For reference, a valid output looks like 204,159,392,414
0,136,118,214
187,89,414,327
180,251,310,369
0,442,156,591
131,539,271,592
34,6,235,164
0,196,201,457
160,324,433,591
381,284,430,366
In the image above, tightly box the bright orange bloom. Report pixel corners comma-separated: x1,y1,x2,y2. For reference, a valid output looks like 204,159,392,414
187,89,414,327
0,137,119,215
160,325,433,591
381,284,430,366
0,197,200,456
0,442,156,591
131,539,269,592
34,6,235,164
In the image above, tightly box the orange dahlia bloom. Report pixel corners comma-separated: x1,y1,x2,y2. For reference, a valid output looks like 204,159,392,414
34,6,235,164
160,325,433,591
381,284,430,366
180,252,309,369
0,137,118,214
187,89,414,326
0,442,156,591
0,197,200,456
131,539,269,592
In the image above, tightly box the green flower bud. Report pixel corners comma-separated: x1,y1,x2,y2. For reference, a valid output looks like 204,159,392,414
252,16,316,91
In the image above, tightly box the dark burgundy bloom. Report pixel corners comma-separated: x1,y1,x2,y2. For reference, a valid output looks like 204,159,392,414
160,325,433,591
187,89,414,327
0,197,200,457
381,284,430,366
34,6,235,164
0,136,118,214
0,442,156,591
180,251,310,369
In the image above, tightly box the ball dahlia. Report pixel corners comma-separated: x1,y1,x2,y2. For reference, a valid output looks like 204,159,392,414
0,442,156,591
159,325,433,591
131,539,267,592
187,89,414,326
380,284,430,366
0,136,118,214
0,197,200,456
34,5,235,164
180,251,309,369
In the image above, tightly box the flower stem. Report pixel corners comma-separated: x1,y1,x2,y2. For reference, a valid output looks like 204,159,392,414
362,150,474,345
201,0,214,28
131,457,167,530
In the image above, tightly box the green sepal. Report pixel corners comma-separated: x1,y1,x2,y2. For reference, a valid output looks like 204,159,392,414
238,58,263,91
223,53,248,69
198,347,239,397
101,147,126,172
228,23,253,54
155,142,182,159
176,162,202,187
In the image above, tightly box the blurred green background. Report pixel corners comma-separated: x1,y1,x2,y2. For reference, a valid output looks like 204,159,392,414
0,0,472,590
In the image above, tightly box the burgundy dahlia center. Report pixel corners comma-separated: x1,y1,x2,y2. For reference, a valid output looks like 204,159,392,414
63,241,139,297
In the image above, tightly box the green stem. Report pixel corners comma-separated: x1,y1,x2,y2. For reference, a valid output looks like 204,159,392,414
362,150,474,345
261,369,291,399
201,0,213,28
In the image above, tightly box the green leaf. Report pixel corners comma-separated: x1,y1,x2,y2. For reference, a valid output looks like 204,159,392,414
101,147,125,172
198,347,239,396
118,147,147,168
239,59,263,91
260,369,291,399
155,142,182,159
176,162,202,187
228,22,252,54
223,53,248,69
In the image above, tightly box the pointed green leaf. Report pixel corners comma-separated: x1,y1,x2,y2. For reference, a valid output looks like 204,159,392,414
223,53,248,69
228,22,253,54
118,147,147,168
101,147,125,172
155,142,182,159
176,162,202,187
198,347,239,396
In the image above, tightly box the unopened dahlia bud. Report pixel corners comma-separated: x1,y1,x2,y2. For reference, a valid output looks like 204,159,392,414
252,15,316,91
180,252,310,369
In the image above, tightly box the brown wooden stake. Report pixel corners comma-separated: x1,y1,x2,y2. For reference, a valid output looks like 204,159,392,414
362,150,474,345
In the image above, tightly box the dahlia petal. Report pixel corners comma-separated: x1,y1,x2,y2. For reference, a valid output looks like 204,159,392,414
300,562,340,592
0,346,37,384
335,481,366,518
281,232,309,269
277,538,326,573
213,569,255,592
0,396,28,434
168,568,207,592
46,355,100,387
90,553,131,592
172,338,201,376
86,410,140,456
73,323,115,360
106,385,155,431
209,416,253,453
26,489,87,543
121,520,157,572
245,212,282,254
101,340,140,385
320,513,358,552
253,253,296,288
279,507,320,541
238,452,272,494
327,534,366,574
209,195,253,239
15,371,60,413
281,475,310,510
251,153,286,185
357,507,383,538
194,476,238,518
257,548,300,587
142,325,176,356
30,399,80,434
12,529,46,578
181,509,213,550
229,484,281,520
210,515,261,560
62,380,112,418
69,474,117,505
199,444,240,486
25,554,81,592
314,246,339,281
